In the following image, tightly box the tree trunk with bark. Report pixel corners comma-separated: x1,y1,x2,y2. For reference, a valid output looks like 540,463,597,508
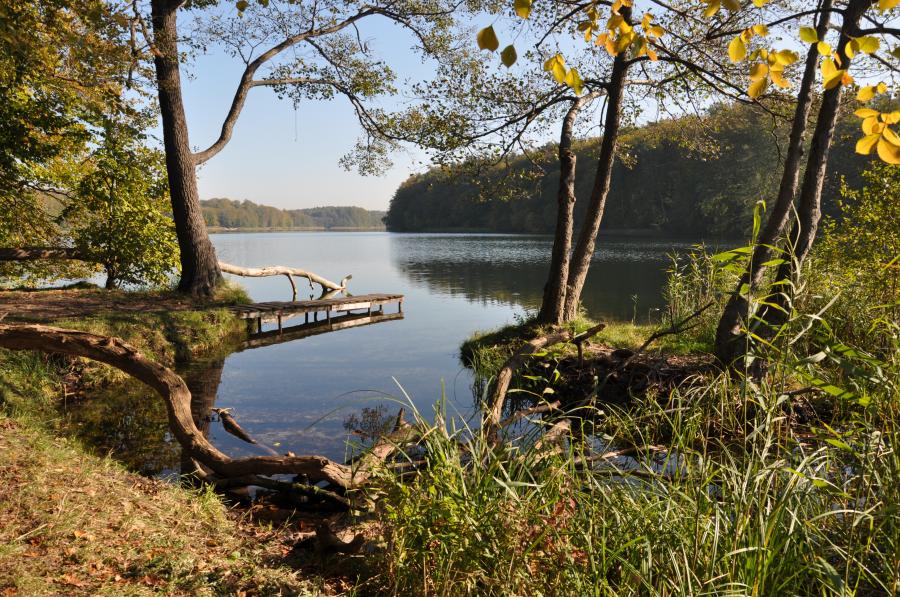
562,49,629,322
714,0,833,366
537,92,601,325
753,0,872,340
150,0,221,298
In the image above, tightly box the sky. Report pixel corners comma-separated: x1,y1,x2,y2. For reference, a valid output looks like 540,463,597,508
178,12,448,212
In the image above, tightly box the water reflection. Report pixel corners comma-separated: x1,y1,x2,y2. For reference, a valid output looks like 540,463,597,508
63,311,406,477
390,234,696,322
64,232,705,472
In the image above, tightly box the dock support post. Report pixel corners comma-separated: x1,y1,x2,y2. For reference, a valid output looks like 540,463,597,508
398,299,403,314
277,315,283,335
257,317,262,334
326,309,331,325
305,313,309,324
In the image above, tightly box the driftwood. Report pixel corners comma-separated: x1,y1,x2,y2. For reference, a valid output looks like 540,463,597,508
211,408,280,456
0,323,399,490
0,247,350,302
218,262,350,301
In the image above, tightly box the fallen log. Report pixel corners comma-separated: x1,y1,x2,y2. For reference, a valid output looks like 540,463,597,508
0,323,393,490
218,262,350,301
0,247,350,302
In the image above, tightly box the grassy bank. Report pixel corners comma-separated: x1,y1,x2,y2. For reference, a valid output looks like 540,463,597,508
0,286,331,594
369,307,900,594
0,412,320,594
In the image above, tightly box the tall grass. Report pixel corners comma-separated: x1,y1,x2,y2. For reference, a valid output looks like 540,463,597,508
372,365,899,595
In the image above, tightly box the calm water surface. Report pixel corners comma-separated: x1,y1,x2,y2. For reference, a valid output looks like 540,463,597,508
67,232,700,474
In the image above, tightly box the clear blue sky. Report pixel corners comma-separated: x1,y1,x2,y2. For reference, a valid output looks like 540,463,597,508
179,14,444,211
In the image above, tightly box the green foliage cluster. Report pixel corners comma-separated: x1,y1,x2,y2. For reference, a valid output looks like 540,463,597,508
0,1,178,290
69,119,179,289
385,103,870,236
201,198,386,230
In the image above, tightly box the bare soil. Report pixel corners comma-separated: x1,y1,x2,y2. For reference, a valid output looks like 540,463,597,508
0,288,203,322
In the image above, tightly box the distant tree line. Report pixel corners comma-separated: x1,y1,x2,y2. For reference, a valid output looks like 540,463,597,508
385,103,871,238
201,199,386,230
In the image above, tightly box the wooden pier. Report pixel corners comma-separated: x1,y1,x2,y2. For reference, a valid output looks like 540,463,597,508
229,293,403,335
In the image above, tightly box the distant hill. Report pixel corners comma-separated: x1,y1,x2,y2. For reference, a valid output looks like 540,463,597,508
201,198,386,230
385,103,871,237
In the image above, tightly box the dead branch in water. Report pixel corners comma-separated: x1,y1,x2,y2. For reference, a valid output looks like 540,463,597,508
218,262,350,301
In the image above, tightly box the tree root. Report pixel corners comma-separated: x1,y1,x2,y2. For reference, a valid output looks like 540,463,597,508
0,323,396,490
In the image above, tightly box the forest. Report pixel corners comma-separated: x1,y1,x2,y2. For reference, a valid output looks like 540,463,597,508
386,103,873,236
1,0,899,594
202,198,386,230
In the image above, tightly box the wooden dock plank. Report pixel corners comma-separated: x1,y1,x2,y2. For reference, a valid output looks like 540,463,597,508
228,293,403,321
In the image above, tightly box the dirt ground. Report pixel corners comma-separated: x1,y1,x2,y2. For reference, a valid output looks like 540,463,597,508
0,289,209,322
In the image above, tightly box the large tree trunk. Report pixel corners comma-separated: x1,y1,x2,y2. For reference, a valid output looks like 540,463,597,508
714,0,833,366
562,48,629,321
537,92,600,325
150,0,221,298
753,0,871,341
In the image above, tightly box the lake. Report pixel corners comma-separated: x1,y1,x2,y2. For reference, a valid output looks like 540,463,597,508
65,232,703,474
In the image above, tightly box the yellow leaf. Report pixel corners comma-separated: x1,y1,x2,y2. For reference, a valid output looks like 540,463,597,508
855,133,880,155
774,49,799,65
823,69,845,89
856,36,880,54
799,27,818,43
748,77,769,98
749,63,769,80
846,39,858,59
514,0,532,19
703,0,720,18
723,0,741,11
729,36,747,62
820,58,837,78
854,108,880,118
877,82,888,93
883,126,900,147
857,86,875,101
649,25,665,38
862,117,883,135
647,48,658,61
751,24,769,36
817,41,832,56
841,72,854,86
477,26,499,52
771,70,791,88
752,0,768,5
879,0,899,11
876,136,900,164
500,45,517,67
892,46,900,59
882,111,900,125
565,67,584,95
544,54,567,83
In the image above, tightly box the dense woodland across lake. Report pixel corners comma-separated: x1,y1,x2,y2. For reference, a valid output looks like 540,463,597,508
201,199,386,230
386,103,872,236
